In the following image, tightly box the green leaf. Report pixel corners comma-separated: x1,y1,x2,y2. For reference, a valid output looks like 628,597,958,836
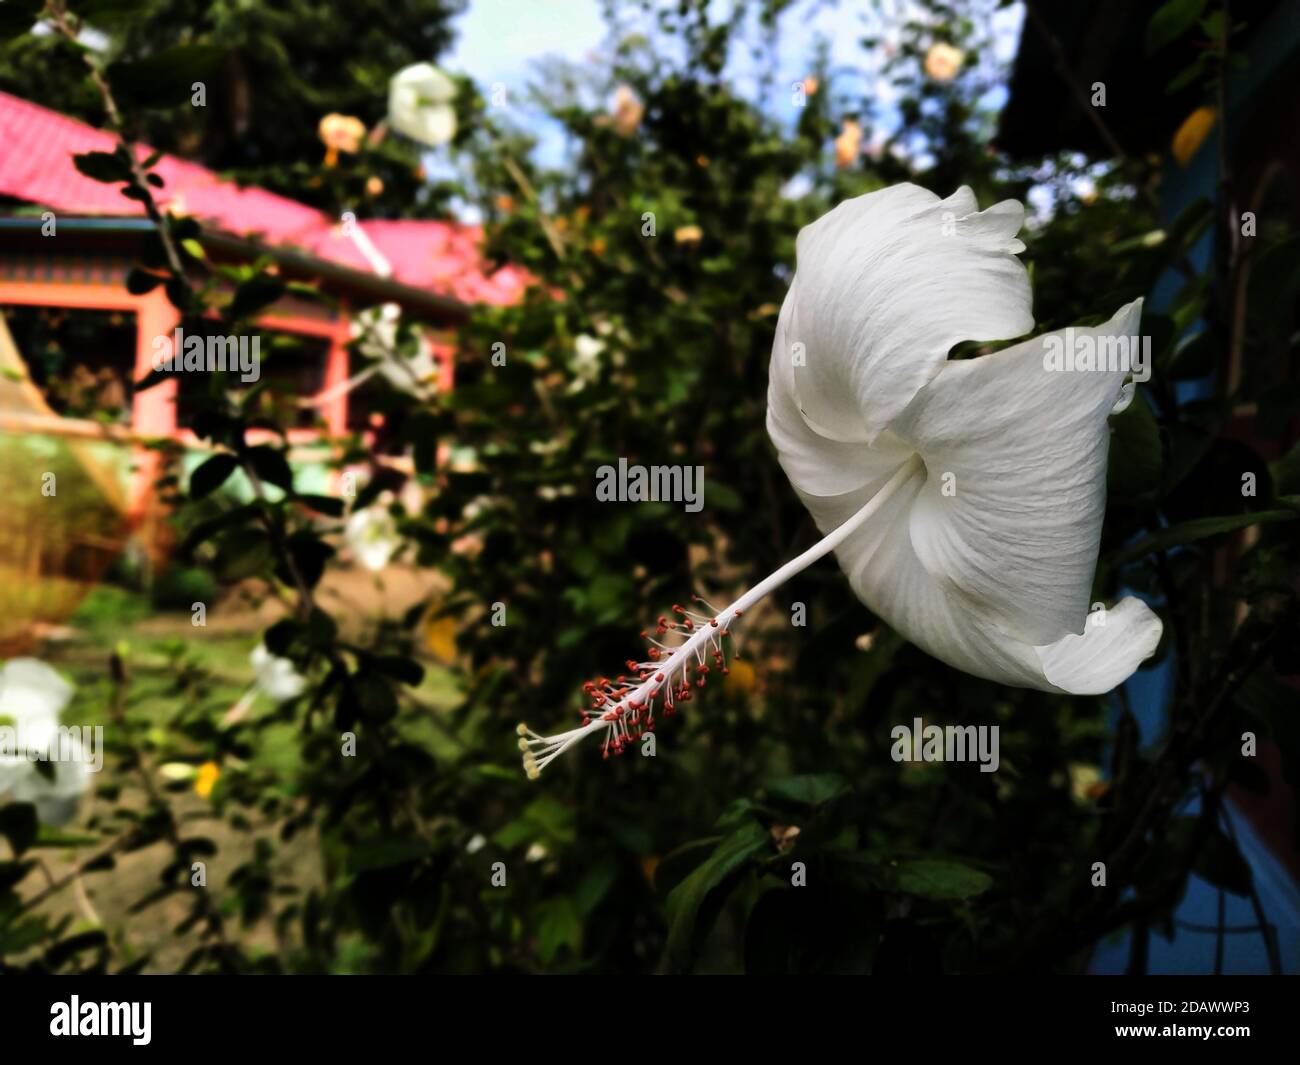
894,858,992,901
1165,56,1207,94
278,531,333,589
574,857,619,916
214,527,273,582
493,796,575,850
1146,0,1208,54
1111,510,1298,566
125,267,166,295
1108,390,1162,500
346,839,429,874
107,45,225,110
0,802,38,856
189,453,239,499
246,445,294,492
72,150,131,184
228,275,286,321
663,820,769,968
766,773,848,806
75,0,143,23
534,897,582,964
371,654,424,687
296,493,344,517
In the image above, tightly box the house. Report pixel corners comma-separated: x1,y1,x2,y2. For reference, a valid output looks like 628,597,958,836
0,90,526,516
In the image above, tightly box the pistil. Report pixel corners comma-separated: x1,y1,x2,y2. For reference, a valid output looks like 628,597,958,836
519,454,924,777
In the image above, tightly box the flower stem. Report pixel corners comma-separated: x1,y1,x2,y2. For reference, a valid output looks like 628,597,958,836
520,454,923,776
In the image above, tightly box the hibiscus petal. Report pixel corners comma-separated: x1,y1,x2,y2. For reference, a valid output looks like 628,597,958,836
788,184,1033,445
890,298,1145,646
767,282,915,496
1034,597,1164,694
795,476,1160,694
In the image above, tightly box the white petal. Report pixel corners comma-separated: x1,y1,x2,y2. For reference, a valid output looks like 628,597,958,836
346,508,400,571
794,475,1160,694
767,283,914,496
0,658,73,752
1035,597,1164,694
798,475,1053,688
389,63,457,147
889,298,1145,645
251,645,307,702
788,184,1032,445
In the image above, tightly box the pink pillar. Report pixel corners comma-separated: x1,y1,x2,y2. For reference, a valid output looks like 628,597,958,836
130,291,179,523
320,307,351,437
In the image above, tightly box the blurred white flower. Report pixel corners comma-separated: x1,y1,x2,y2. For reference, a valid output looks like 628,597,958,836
0,659,88,825
568,333,605,393
388,63,457,147
346,506,401,572
250,645,307,703
353,303,440,399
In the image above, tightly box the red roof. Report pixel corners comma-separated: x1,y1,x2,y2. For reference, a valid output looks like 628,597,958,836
0,91,526,304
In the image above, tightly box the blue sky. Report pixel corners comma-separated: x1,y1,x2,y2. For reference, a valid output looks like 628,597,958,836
437,1,1026,216
446,0,1024,141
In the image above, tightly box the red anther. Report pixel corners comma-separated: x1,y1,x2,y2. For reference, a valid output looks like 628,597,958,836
672,604,684,614
657,615,668,626
734,608,743,617
655,673,665,682
696,678,706,688
720,629,729,637
680,688,693,702
640,630,648,638
709,618,718,627
650,688,660,698
722,667,731,675
648,648,661,660
626,660,638,671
